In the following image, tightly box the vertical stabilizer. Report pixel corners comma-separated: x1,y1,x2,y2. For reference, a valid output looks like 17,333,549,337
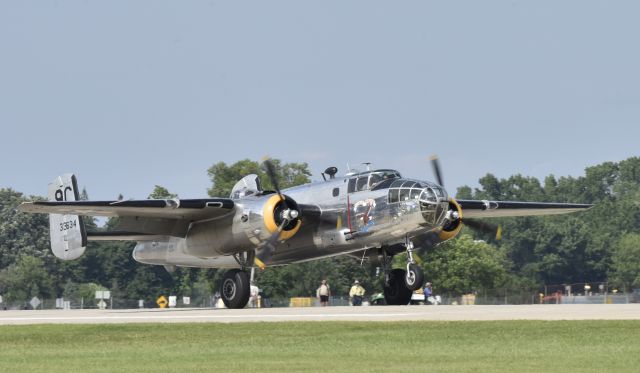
47,174,87,260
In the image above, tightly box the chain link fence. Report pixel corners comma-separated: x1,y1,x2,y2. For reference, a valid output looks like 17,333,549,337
1,283,638,310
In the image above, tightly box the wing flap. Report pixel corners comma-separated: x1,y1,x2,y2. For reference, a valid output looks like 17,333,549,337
457,199,593,218
18,198,235,221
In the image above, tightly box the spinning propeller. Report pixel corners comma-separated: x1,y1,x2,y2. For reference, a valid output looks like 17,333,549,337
430,155,502,240
254,158,300,269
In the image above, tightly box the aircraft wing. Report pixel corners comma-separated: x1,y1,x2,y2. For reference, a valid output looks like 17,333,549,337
456,199,593,218
18,198,235,221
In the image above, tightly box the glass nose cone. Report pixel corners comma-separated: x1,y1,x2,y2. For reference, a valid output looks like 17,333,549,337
419,187,448,226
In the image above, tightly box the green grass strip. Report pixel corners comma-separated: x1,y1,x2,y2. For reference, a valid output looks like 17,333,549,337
1,321,639,372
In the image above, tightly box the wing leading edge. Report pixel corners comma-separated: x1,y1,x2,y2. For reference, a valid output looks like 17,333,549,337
456,199,593,218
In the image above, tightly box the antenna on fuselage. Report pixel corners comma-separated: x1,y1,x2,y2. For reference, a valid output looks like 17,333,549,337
363,162,372,171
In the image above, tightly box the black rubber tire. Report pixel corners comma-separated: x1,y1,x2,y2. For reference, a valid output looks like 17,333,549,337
383,269,413,305
404,263,424,291
220,269,250,309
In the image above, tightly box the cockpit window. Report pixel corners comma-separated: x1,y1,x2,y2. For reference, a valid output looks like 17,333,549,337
349,170,402,193
368,173,382,187
348,178,356,193
370,178,395,191
356,177,368,191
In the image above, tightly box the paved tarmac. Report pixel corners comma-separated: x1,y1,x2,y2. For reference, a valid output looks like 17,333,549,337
0,304,638,325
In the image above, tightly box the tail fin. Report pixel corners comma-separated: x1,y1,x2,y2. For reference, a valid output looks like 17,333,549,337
47,174,87,260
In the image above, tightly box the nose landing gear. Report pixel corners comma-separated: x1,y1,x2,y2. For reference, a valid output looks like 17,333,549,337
403,238,424,291
405,262,424,291
380,238,425,305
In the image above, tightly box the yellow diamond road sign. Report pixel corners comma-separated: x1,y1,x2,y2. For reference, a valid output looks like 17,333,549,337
156,295,168,308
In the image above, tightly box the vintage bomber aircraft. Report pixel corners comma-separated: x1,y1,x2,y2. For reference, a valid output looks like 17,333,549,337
19,159,592,308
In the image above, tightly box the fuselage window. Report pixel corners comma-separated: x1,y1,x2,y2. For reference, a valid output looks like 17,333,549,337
332,187,340,197
388,189,399,203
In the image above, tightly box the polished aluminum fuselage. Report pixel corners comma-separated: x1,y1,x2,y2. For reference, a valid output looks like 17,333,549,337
133,173,449,268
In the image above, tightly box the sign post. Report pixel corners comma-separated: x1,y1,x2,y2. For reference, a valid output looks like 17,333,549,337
30,297,41,310
156,296,168,309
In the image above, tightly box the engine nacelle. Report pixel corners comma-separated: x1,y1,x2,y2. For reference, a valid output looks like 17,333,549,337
438,198,463,241
260,194,302,240
184,193,301,257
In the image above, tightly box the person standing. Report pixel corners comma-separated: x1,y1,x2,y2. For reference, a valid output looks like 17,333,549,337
423,282,433,305
349,280,366,306
316,279,331,306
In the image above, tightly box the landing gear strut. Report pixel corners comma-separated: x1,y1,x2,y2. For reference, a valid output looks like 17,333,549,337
220,251,253,309
403,238,424,291
379,238,425,305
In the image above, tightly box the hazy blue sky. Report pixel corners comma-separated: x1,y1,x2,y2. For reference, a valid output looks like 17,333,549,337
2,1,638,200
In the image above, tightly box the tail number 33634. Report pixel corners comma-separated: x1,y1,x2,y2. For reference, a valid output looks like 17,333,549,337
60,220,77,232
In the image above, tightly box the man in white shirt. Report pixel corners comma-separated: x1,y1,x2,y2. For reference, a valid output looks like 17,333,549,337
316,279,331,306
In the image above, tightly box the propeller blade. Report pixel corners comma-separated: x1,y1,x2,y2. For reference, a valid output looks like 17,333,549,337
464,218,502,240
253,221,286,269
254,220,287,270
430,155,444,187
263,158,290,210
263,158,281,195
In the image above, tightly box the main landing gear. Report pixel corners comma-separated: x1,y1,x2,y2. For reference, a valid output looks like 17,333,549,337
380,238,425,305
220,252,252,309
220,269,250,309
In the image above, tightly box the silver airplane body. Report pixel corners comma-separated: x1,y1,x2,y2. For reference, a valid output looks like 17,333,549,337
19,161,592,308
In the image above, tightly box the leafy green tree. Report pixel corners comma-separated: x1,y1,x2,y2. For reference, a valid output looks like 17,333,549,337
62,281,104,301
148,185,177,199
0,189,50,268
609,233,640,291
0,256,55,303
207,159,312,197
422,234,509,295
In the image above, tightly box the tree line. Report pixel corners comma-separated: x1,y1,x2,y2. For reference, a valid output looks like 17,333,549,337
0,157,638,305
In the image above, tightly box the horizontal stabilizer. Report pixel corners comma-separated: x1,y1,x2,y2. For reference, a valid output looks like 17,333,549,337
19,198,235,221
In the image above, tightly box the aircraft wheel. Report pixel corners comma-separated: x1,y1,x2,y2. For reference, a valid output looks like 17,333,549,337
220,269,250,309
404,263,424,291
384,269,413,305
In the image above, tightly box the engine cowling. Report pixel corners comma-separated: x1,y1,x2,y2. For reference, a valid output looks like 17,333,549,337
438,198,463,241
261,194,302,240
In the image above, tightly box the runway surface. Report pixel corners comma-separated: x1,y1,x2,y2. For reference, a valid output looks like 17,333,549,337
0,304,638,325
